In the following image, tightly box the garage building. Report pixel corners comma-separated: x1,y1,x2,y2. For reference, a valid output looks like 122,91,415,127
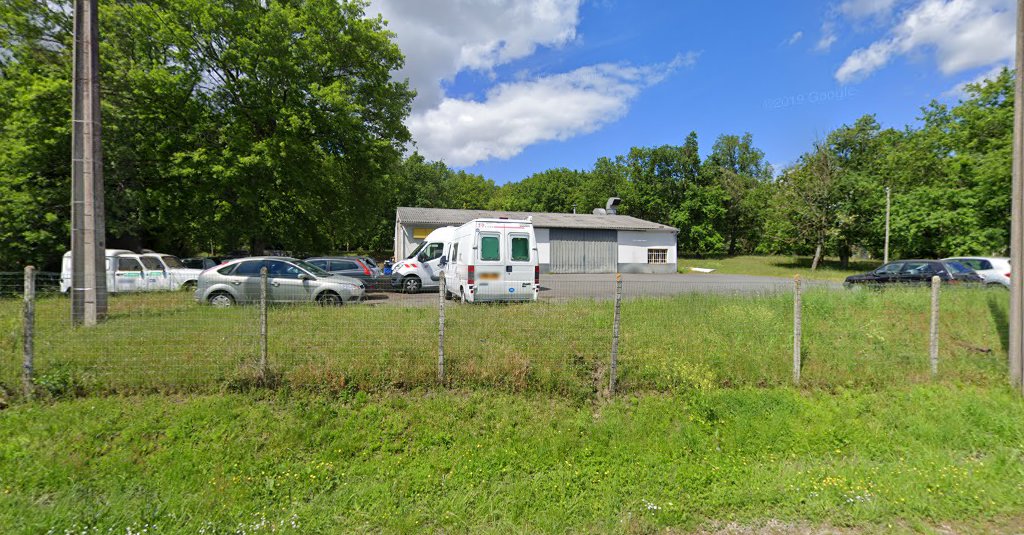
394,206,678,274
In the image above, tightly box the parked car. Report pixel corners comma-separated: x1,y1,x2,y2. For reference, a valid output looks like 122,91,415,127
943,257,1010,287
844,259,983,287
60,249,134,294
442,217,539,302
194,256,364,306
305,256,384,289
182,257,221,270
391,226,456,293
141,253,203,290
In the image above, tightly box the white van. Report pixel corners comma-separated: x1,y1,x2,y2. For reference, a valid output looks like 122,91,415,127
442,218,539,303
60,249,171,293
390,226,455,293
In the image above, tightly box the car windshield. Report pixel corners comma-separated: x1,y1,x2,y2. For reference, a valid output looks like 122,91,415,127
292,260,332,277
945,261,972,274
406,241,427,260
161,255,185,268
362,257,378,268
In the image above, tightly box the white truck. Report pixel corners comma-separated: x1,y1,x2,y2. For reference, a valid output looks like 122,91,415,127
61,249,166,293
390,226,455,293
442,218,539,303
60,250,202,293
141,253,203,290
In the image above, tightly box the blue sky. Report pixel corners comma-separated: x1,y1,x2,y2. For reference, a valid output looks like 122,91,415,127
369,0,1015,184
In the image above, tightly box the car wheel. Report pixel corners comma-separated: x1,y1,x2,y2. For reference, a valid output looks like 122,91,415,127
182,280,197,291
208,291,235,307
403,276,422,293
317,291,343,306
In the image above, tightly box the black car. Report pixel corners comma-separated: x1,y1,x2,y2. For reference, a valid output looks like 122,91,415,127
844,259,983,287
305,256,386,290
182,257,221,270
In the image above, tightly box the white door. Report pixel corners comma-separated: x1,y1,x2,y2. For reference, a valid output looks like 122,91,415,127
114,257,146,293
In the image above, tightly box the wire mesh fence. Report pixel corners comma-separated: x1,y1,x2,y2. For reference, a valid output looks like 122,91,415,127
0,270,1011,401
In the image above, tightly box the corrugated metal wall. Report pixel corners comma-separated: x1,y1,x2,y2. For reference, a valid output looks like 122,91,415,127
548,229,618,273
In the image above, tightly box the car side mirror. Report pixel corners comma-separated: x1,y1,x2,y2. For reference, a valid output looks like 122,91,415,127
299,273,312,281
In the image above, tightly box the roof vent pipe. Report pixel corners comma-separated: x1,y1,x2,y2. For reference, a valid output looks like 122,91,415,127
606,197,621,215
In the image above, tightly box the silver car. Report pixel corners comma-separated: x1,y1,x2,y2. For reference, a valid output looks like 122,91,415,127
943,257,1011,287
194,256,365,306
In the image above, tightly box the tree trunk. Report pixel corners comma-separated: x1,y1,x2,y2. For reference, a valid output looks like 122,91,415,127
810,241,823,271
839,242,850,269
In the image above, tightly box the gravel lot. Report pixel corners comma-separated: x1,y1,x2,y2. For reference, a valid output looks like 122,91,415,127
365,273,840,306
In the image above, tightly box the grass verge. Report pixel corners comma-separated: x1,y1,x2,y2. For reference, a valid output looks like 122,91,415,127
678,256,881,282
0,285,1011,398
1,386,1023,533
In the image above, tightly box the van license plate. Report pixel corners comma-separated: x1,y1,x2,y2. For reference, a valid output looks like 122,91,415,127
480,273,500,281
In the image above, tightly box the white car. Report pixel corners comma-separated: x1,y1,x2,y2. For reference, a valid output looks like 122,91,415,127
943,257,1010,287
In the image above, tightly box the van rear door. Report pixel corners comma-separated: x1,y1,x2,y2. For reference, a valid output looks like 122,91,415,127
505,230,534,300
474,230,504,300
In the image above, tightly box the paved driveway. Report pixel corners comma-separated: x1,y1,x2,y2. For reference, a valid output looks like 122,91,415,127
364,273,839,306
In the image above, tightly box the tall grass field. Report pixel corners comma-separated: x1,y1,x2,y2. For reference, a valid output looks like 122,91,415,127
0,284,1011,399
0,283,1020,533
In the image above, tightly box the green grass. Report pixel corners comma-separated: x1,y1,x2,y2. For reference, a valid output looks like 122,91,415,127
0,285,1011,399
678,255,882,282
1,386,1023,533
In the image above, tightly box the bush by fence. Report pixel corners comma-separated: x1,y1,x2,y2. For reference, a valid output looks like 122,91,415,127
0,270,1010,401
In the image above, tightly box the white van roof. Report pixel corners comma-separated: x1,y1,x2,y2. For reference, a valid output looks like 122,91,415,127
422,226,456,242
63,249,136,258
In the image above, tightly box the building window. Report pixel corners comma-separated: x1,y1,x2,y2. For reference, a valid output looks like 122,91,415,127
648,248,667,264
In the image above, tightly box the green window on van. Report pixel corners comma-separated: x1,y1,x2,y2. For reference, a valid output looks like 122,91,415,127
511,236,530,261
480,235,500,261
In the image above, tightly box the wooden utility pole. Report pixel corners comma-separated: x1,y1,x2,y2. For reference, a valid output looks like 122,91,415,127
883,187,891,265
1011,0,1024,393
70,0,107,326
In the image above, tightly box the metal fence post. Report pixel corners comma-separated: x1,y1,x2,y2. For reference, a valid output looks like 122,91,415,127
793,275,802,386
930,275,940,377
23,266,36,399
259,267,268,381
610,273,622,395
438,270,446,384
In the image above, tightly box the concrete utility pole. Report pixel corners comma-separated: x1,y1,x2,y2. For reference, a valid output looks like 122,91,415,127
1010,0,1024,393
70,0,107,325
883,186,891,265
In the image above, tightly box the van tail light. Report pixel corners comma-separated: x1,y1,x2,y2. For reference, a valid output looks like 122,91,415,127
534,265,539,285
357,260,371,276
468,265,475,285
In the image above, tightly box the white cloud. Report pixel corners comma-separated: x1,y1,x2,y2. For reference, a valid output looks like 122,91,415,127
839,0,900,19
369,0,693,167
369,0,583,111
816,20,838,51
786,31,804,46
409,56,695,166
835,0,1015,83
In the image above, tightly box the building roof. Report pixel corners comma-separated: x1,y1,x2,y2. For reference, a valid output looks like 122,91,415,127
396,207,677,232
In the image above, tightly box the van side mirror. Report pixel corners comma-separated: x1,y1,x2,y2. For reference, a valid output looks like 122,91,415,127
439,255,447,267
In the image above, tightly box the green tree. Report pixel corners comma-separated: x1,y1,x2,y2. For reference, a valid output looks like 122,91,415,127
701,133,772,255
0,0,414,268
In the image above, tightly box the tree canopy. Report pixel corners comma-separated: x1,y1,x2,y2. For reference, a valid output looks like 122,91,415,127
0,0,1015,269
